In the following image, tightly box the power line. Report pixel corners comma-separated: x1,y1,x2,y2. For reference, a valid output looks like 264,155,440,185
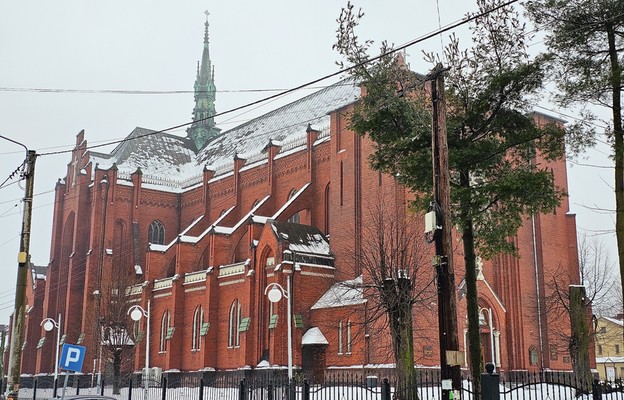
37,0,521,158
0,85,345,96
0,161,26,190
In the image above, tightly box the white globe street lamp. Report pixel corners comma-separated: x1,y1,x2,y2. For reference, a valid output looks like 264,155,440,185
128,300,150,400
40,314,61,386
264,276,293,383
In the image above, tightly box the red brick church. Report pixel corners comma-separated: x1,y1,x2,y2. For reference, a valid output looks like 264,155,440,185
20,14,583,379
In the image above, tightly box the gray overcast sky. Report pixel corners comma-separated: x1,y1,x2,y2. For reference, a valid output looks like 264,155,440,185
0,1,616,324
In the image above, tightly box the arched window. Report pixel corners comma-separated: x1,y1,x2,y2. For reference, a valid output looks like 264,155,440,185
148,220,165,245
346,320,352,354
340,161,344,206
228,300,241,348
338,320,343,355
287,189,300,224
324,184,330,235
159,310,170,352
529,346,539,366
192,306,204,351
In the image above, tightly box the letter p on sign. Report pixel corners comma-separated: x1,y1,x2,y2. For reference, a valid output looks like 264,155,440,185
59,343,86,372
65,348,81,366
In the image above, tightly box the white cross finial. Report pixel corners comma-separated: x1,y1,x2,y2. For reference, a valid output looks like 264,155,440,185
205,10,210,21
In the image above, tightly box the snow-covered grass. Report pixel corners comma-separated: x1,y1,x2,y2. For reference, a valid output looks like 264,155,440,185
16,381,624,400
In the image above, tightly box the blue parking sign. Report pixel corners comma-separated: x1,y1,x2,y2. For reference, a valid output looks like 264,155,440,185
59,343,86,372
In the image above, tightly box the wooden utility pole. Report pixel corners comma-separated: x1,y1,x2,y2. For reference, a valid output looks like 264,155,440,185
6,150,37,399
0,324,7,392
429,65,461,400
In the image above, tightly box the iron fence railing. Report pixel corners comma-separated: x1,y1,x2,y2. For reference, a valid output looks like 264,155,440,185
13,368,624,400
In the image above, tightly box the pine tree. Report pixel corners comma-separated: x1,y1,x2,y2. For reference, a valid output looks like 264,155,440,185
526,0,624,331
335,0,567,395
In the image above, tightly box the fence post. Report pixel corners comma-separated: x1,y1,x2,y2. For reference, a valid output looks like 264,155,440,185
76,377,80,395
381,378,391,400
238,378,247,400
53,376,58,398
161,377,167,400
32,378,37,400
100,378,105,396
303,379,310,400
267,382,273,400
288,378,295,400
127,376,132,400
592,378,602,400
199,378,204,400
481,363,500,400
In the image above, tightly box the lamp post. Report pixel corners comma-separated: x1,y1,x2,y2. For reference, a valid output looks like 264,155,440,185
128,300,150,400
41,314,61,387
265,276,293,386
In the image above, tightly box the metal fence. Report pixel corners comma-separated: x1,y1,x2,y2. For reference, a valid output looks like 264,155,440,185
14,368,624,400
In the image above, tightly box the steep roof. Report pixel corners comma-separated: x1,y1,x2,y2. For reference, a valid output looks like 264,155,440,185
311,276,366,310
87,79,360,191
29,262,47,285
271,220,331,256
302,327,329,345
196,79,360,169
90,127,197,179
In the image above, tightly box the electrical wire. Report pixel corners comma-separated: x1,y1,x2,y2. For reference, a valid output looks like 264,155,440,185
0,161,26,190
36,0,521,158
0,84,349,96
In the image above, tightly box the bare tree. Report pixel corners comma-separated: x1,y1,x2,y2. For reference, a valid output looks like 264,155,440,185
545,234,619,322
542,235,619,389
89,270,140,394
578,235,621,317
343,195,434,400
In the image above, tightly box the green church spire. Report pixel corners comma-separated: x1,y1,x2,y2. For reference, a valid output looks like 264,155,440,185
187,10,221,151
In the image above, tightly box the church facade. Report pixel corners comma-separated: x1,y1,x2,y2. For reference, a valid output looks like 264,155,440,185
21,15,583,379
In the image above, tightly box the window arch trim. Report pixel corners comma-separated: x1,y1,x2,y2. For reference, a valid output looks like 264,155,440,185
148,220,165,245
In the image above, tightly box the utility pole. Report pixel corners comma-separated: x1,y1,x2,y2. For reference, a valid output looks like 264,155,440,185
0,324,7,393
428,65,461,400
6,150,37,400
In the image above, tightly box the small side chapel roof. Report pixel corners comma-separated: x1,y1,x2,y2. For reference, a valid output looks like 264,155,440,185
271,221,331,256
29,262,47,285
311,276,366,310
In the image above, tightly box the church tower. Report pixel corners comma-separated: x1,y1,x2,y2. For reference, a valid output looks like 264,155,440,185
187,11,221,151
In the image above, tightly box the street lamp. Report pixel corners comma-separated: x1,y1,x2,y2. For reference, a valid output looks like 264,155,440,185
41,314,62,386
265,276,293,383
128,300,150,400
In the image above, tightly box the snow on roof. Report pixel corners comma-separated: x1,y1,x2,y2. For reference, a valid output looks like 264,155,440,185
272,183,310,219
213,195,270,235
29,263,47,285
88,127,199,191
196,79,359,169
602,316,624,327
311,276,366,310
271,220,331,256
83,79,359,193
302,327,329,345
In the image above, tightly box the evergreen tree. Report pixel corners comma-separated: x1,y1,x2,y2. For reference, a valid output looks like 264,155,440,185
335,0,566,394
526,0,624,326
